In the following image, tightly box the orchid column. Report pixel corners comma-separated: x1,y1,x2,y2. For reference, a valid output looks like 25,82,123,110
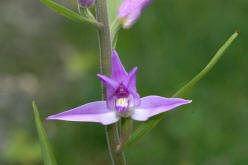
95,0,126,164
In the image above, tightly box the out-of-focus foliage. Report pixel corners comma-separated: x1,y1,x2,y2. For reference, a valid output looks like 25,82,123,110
0,0,247,165
1,129,41,164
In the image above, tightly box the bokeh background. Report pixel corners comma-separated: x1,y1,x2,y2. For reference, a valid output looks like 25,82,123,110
0,0,247,164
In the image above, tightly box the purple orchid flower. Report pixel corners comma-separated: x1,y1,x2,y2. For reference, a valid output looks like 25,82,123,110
118,0,154,29
78,0,94,8
47,50,191,125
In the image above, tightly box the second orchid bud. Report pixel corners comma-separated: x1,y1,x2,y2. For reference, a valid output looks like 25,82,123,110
78,0,95,8
118,0,154,29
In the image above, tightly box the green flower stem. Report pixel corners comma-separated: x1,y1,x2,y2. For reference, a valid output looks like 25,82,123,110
119,31,239,151
77,0,82,15
86,8,97,22
119,118,133,145
95,0,126,165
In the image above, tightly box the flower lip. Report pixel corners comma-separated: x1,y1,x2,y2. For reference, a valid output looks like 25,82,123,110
114,84,130,112
115,97,129,112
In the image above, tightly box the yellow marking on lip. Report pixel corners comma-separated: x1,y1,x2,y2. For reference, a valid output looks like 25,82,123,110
116,98,128,107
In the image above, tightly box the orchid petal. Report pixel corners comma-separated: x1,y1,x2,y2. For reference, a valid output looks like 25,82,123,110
118,0,145,18
122,7,142,29
126,66,140,106
79,0,95,7
97,74,119,90
127,66,138,89
131,96,192,121
118,0,154,28
111,49,128,82
97,74,120,109
47,101,120,125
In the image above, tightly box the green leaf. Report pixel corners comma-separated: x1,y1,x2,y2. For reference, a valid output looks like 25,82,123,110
33,101,57,165
120,31,239,151
107,0,123,25
112,30,119,49
40,0,101,27
108,1,122,48
111,18,121,48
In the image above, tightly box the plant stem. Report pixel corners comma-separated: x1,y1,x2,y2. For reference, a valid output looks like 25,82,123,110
120,118,133,144
95,0,126,164
116,118,133,152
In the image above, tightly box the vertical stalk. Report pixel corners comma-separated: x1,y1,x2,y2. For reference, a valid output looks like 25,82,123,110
95,0,126,164
120,118,133,144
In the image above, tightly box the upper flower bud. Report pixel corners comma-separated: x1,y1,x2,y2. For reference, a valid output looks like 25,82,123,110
78,0,95,8
118,0,154,29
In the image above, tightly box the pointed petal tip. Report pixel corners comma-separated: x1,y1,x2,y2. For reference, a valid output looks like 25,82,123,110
131,66,138,72
187,100,192,103
111,49,128,81
167,97,192,104
96,73,102,79
182,99,192,104
133,66,138,70
46,115,56,120
96,74,108,81
96,74,119,89
131,96,192,121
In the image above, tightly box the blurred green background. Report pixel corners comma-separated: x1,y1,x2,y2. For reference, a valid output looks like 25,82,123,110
0,0,247,164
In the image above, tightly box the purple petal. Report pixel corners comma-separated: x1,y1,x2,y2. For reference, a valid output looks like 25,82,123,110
47,101,120,125
97,74,119,90
124,66,140,106
118,0,148,18
118,0,154,28
131,96,192,121
79,0,95,7
121,8,142,29
97,74,120,109
111,49,128,82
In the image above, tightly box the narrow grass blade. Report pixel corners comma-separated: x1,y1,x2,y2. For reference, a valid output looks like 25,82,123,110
120,31,239,150
40,0,102,27
173,31,239,97
33,101,57,165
